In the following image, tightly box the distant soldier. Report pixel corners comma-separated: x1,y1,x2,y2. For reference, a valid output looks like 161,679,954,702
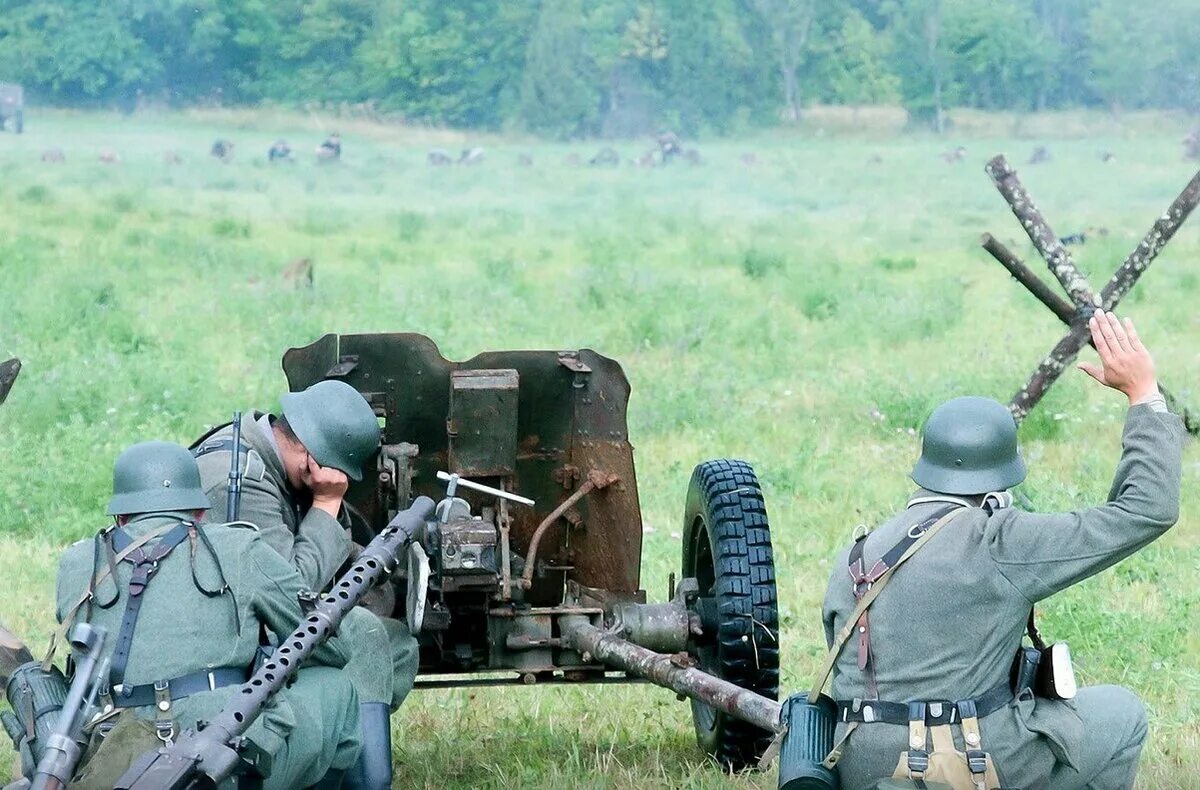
633,149,656,168
656,129,682,163
1028,145,1051,165
191,381,413,789
98,149,120,165
821,311,1183,789
589,147,620,167
459,146,484,166
940,145,967,164
1183,130,1200,161
1100,151,1116,164
427,149,453,166
317,133,342,161
268,139,293,163
52,442,362,789
211,139,235,162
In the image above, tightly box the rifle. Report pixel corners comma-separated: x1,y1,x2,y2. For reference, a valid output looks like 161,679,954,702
30,624,108,790
227,411,243,522
115,496,436,790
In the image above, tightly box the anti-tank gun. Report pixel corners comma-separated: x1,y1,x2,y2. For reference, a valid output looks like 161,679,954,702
283,334,811,780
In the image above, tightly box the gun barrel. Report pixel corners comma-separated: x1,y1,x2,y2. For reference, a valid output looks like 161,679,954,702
117,497,436,789
226,411,243,523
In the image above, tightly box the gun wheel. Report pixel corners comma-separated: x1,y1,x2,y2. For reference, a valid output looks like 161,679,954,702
682,459,779,770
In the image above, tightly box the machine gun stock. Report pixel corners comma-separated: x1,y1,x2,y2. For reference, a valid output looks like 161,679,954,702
115,496,436,790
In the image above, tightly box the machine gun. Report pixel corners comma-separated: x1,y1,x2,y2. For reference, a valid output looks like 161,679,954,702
113,497,436,790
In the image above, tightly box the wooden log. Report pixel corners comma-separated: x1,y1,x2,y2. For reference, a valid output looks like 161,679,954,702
981,233,1075,324
985,155,1096,307
0,358,20,406
1100,167,1200,308
1010,324,1090,423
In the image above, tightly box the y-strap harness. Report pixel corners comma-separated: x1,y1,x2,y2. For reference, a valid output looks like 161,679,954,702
809,503,1010,789
87,521,246,744
830,499,1012,788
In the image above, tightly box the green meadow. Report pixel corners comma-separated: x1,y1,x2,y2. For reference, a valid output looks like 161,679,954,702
1,109,1198,787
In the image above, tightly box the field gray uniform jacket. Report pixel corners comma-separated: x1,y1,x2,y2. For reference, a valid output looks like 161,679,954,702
822,403,1184,789
194,411,396,707
194,411,349,592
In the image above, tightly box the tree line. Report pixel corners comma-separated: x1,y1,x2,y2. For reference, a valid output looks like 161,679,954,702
0,0,1196,138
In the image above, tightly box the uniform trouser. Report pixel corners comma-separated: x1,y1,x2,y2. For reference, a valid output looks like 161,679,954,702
338,606,419,710
258,666,361,790
339,607,396,706
382,614,420,710
1042,685,1147,790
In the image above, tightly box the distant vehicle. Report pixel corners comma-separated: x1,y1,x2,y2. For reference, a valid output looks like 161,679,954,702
0,83,24,133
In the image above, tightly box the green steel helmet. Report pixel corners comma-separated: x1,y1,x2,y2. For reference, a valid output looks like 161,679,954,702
107,441,211,516
910,396,1027,495
280,380,380,481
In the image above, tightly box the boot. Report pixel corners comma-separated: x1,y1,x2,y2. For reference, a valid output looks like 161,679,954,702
343,703,392,790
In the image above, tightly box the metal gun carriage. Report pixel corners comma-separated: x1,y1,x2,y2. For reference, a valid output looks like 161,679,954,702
283,332,786,769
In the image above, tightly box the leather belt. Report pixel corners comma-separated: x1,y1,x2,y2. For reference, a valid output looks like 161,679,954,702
111,667,247,709
837,679,1012,725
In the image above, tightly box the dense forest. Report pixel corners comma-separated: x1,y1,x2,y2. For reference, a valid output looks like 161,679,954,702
1,0,1197,137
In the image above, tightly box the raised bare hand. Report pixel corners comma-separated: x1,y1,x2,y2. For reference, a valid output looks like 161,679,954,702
1077,310,1159,404
302,453,349,516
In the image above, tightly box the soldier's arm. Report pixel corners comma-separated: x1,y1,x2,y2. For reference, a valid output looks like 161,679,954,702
985,401,1184,601
246,536,351,669
209,472,350,592
986,311,1183,601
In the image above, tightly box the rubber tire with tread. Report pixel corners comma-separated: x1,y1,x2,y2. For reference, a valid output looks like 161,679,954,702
682,459,780,770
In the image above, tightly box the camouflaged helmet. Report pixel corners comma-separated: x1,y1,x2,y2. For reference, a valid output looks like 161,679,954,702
910,396,1027,495
280,380,380,481
107,441,211,516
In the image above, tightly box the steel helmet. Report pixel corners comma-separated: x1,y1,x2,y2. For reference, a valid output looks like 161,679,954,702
107,441,211,516
280,380,380,481
910,396,1026,495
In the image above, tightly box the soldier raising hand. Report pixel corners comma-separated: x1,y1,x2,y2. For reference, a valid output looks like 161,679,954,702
819,311,1184,789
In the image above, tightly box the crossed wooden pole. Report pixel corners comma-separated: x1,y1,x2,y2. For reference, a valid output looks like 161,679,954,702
0,358,19,406
979,155,1200,435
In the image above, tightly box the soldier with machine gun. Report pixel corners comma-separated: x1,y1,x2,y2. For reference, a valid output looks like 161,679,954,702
17,441,363,789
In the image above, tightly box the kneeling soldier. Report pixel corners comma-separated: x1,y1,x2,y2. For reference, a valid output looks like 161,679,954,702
53,441,361,789
191,380,414,788
821,311,1183,790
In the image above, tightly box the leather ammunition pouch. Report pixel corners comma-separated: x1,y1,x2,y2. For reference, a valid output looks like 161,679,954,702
2,660,70,777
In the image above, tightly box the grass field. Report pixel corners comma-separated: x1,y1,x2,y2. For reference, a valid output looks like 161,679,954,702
1,109,1198,788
